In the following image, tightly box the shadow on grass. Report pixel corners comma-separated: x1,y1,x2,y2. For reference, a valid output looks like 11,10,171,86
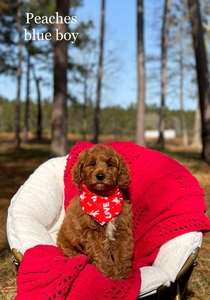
0,143,51,199
0,146,50,163
146,139,203,163
159,148,202,162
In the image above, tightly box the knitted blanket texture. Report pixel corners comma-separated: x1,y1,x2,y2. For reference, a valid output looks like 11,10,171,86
16,141,210,300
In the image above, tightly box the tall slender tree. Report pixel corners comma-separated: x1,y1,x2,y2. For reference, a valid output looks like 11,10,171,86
135,0,146,146
179,21,188,146
157,0,171,149
14,0,23,149
23,51,31,143
188,0,210,162
32,64,42,140
50,0,69,157
192,100,202,148
93,0,105,144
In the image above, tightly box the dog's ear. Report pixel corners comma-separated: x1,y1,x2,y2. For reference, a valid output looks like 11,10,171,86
117,156,131,189
72,151,86,187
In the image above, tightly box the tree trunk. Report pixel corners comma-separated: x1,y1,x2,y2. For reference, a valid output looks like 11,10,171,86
14,0,22,149
82,75,88,141
50,0,69,157
157,0,171,149
179,22,188,146
93,0,105,144
135,0,146,146
23,51,30,143
32,65,42,140
192,100,202,148
188,0,210,162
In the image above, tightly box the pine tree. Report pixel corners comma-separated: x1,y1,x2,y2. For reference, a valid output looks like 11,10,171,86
135,0,146,146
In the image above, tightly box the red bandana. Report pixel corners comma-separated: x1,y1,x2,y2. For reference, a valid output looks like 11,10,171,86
79,184,124,225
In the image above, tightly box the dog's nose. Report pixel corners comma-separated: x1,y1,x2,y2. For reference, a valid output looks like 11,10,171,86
96,173,105,181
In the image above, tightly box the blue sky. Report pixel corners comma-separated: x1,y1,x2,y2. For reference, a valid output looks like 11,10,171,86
76,0,139,109
0,0,199,110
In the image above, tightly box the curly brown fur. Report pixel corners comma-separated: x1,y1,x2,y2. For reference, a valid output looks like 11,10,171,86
57,145,134,281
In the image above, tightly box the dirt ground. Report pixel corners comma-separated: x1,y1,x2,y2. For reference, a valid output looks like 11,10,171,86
0,135,210,299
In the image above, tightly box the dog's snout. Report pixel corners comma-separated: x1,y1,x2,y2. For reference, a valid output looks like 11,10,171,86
96,173,105,181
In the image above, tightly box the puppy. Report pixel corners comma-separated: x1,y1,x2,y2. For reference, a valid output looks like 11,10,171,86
57,145,134,281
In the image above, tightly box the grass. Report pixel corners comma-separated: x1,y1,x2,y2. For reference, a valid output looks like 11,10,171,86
0,136,210,300
0,140,51,299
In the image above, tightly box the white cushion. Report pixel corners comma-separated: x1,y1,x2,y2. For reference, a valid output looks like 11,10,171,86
153,231,202,281
140,266,171,297
139,231,202,296
6,156,67,254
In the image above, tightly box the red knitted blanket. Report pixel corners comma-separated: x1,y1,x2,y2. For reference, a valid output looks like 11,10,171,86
16,141,210,300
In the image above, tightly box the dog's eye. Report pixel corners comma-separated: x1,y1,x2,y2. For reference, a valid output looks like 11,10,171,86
107,163,114,167
89,162,96,167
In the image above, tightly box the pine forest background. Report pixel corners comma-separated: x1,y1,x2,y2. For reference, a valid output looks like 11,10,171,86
0,0,210,159
0,98,196,137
